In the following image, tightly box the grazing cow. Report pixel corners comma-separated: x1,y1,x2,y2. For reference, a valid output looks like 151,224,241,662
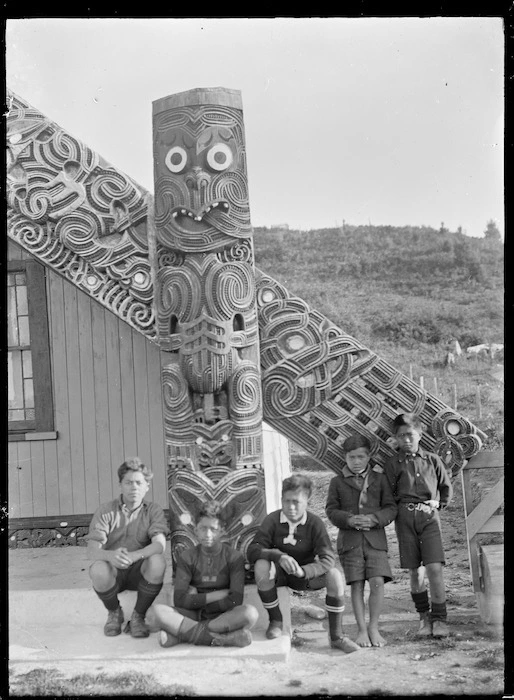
466,344,490,357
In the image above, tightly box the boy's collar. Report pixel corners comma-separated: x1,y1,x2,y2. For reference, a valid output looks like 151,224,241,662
398,446,426,462
342,464,382,478
280,511,307,527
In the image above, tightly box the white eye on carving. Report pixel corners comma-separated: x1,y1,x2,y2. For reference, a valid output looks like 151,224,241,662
206,143,233,171
165,146,187,173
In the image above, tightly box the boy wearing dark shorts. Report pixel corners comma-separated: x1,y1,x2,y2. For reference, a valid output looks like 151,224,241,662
87,457,169,638
248,474,360,653
326,434,397,647
384,413,453,638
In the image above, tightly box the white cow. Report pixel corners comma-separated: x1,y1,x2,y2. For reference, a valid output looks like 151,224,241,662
466,343,504,359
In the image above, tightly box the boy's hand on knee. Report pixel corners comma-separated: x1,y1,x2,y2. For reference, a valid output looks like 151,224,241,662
279,554,304,577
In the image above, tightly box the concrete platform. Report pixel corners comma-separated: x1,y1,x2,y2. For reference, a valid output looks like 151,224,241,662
9,546,291,663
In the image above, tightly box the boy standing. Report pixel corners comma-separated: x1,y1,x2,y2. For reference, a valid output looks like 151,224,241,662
87,457,169,638
326,434,397,647
384,413,453,638
152,500,259,648
248,474,360,653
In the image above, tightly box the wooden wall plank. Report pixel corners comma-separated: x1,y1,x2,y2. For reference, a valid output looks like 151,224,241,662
119,321,138,459
147,346,167,507
77,293,100,513
105,313,124,497
8,442,20,519
133,330,152,479
63,281,86,513
29,441,47,516
91,300,112,504
48,271,73,513
17,442,33,517
43,439,59,515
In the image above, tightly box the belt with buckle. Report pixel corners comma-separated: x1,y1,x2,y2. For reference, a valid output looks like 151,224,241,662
403,502,433,514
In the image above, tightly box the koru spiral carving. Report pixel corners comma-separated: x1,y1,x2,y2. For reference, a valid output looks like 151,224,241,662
6,90,156,338
6,87,485,563
153,88,265,566
256,272,484,479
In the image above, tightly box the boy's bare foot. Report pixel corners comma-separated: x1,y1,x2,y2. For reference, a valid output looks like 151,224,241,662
368,627,387,647
355,630,372,647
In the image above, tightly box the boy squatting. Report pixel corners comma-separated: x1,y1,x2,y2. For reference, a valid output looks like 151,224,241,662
248,473,361,653
326,433,397,647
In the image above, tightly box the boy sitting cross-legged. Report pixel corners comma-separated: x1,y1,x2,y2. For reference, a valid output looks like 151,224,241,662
248,474,360,653
152,500,259,648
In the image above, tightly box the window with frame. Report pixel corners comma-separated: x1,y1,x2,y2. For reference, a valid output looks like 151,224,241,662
8,259,54,438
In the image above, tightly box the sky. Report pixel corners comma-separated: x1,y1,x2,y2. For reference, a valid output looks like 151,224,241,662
6,17,504,237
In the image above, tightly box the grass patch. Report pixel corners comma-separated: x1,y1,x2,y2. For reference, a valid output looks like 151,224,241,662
474,648,504,670
9,669,195,696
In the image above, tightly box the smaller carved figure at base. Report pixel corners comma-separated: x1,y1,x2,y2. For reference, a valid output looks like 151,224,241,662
152,500,258,647
86,458,169,638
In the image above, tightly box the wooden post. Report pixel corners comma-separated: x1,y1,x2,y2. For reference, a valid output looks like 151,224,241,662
419,376,424,390
409,364,413,381
452,383,458,411
433,377,438,396
476,385,482,419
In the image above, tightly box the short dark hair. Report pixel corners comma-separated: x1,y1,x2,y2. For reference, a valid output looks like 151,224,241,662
282,474,312,498
342,434,371,454
392,413,423,434
195,500,226,527
118,457,153,482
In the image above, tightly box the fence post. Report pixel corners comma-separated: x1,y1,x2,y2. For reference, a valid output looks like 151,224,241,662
433,377,438,396
476,385,482,419
452,383,458,411
419,376,424,390
409,364,413,381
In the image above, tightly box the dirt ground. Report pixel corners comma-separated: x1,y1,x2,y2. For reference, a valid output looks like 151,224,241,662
9,474,505,697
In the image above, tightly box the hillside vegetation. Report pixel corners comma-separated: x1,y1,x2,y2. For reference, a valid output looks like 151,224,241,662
254,223,504,447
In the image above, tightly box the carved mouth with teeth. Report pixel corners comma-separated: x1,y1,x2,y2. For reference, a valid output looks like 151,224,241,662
171,201,229,223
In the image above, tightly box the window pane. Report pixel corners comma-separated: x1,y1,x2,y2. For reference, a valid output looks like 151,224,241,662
8,287,19,346
16,284,28,316
26,408,35,420
24,378,34,408
15,273,26,285
7,273,14,286
9,409,25,421
18,316,30,346
22,350,33,379
8,350,24,409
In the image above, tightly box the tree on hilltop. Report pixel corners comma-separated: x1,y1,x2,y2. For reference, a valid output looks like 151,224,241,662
484,219,502,242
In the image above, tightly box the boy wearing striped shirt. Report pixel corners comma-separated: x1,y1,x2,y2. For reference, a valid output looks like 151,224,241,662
248,474,359,653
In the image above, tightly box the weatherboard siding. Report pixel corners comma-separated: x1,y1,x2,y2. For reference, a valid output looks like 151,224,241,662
8,240,167,519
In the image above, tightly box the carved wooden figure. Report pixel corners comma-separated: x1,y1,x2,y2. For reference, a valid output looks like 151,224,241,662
152,88,265,565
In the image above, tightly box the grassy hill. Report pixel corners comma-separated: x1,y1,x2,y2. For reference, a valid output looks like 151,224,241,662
253,224,504,448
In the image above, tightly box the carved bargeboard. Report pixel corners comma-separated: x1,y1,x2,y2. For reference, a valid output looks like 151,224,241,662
256,273,485,479
152,89,265,565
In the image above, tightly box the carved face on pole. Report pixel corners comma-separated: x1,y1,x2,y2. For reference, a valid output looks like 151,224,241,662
153,88,251,252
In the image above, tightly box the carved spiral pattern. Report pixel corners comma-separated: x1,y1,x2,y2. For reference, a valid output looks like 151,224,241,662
6,90,156,339
256,268,484,478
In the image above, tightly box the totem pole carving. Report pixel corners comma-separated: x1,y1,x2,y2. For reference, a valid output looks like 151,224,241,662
152,88,265,566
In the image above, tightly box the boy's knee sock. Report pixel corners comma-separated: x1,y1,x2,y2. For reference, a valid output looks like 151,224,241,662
258,587,283,623
177,620,214,646
94,582,120,612
326,595,345,641
411,590,430,615
135,577,163,615
430,601,447,621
